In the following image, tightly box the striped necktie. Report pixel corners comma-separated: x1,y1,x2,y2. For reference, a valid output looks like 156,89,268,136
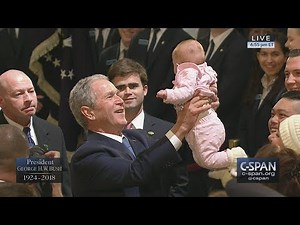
206,39,215,60
23,127,35,147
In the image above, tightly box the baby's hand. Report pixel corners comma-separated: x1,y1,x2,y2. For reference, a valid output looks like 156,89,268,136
156,90,167,99
268,131,282,147
208,82,219,110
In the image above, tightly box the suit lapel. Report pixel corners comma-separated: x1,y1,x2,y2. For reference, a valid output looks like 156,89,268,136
90,132,136,160
143,113,156,138
32,116,49,145
88,28,99,69
135,29,151,66
147,30,170,67
0,111,9,124
208,30,235,65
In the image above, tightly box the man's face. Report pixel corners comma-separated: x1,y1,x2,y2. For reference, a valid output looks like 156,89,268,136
118,28,143,47
268,98,300,134
285,28,300,51
0,73,37,124
88,79,127,134
285,56,300,91
111,73,147,114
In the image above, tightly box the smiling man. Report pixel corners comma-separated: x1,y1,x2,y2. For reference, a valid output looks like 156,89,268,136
285,49,300,91
69,74,212,196
108,58,190,197
268,91,300,137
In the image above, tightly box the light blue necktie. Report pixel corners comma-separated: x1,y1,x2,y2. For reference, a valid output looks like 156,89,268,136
122,136,136,158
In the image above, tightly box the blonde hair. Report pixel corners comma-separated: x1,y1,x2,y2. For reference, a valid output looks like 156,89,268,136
172,39,205,65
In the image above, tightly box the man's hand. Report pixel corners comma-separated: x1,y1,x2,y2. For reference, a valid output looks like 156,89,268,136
44,150,63,197
172,90,212,140
44,150,60,158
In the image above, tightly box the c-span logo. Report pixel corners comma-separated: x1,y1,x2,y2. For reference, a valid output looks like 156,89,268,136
237,158,279,183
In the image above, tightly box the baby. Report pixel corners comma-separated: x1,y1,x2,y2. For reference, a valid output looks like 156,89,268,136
157,39,247,170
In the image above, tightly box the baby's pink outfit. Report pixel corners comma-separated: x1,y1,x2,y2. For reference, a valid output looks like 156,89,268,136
163,62,228,169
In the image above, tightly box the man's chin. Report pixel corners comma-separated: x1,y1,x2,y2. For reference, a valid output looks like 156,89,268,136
23,108,36,116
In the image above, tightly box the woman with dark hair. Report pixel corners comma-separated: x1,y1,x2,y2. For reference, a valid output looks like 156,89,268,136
238,31,289,156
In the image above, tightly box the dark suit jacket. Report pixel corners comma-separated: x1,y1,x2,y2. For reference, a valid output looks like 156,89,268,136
199,29,252,148
0,28,46,84
127,29,192,123
143,113,189,197
0,28,18,74
0,111,72,197
239,81,286,157
97,43,120,75
89,28,120,72
225,179,284,197
70,129,182,197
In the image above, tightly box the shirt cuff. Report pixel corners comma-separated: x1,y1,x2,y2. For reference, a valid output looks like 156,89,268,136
165,130,182,151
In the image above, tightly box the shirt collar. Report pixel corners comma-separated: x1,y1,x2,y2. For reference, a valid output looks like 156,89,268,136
131,110,145,129
3,113,33,131
210,28,234,52
98,132,123,143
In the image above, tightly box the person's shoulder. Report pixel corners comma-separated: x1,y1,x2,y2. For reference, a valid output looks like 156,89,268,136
145,113,174,126
32,116,62,131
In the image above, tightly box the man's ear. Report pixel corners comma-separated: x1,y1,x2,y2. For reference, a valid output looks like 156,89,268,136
81,106,95,120
143,85,148,96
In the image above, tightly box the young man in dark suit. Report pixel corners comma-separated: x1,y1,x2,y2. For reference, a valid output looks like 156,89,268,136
0,69,72,197
108,58,189,196
198,28,253,150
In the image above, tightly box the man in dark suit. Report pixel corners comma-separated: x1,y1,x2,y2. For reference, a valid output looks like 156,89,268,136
89,28,120,72
198,28,252,149
108,58,189,196
127,28,192,123
0,69,72,197
68,74,212,196
97,28,143,75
